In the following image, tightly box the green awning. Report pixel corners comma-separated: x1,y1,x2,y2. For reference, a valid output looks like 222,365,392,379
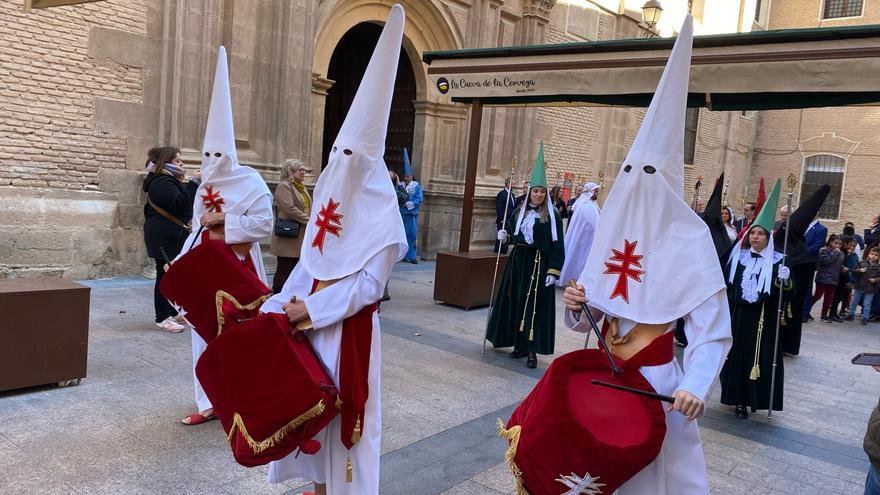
423,25,880,110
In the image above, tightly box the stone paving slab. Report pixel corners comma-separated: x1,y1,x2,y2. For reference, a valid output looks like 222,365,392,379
0,262,877,494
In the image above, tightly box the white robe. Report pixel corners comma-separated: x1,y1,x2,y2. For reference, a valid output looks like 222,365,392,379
260,245,396,495
564,289,731,495
558,198,600,287
180,193,273,411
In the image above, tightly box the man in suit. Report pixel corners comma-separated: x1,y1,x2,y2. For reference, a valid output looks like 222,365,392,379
514,180,530,209
494,177,517,253
566,184,583,216
733,202,757,233
802,217,828,321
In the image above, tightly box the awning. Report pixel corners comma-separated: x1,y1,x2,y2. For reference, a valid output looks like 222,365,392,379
423,25,880,110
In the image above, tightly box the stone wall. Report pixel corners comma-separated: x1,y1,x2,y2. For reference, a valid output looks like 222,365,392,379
748,0,880,231
0,0,151,278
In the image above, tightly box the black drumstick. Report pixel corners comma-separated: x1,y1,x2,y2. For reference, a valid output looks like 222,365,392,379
568,280,622,375
591,379,675,403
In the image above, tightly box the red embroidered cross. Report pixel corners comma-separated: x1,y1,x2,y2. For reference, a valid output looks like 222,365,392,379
312,198,343,254
201,185,225,212
603,239,644,303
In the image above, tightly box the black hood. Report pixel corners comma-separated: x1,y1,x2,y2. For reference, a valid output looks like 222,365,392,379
699,173,732,266
774,184,830,265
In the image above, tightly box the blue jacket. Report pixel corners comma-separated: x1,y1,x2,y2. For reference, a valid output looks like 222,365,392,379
400,180,423,217
804,221,827,262
495,188,516,229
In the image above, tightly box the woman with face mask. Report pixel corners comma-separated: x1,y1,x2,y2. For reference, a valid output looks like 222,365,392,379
142,146,200,333
487,143,565,369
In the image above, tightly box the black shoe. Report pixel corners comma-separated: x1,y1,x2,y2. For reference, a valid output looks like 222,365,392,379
802,314,810,323
410,259,418,265
820,316,832,323
509,350,528,359
861,320,869,326
526,353,537,369
734,405,749,419
830,316,843,323
844,315,854,321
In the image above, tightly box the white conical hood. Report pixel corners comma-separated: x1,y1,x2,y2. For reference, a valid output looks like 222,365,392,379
201,46,238,182
579,16,726,324
299,4,407,280
184,45,270,252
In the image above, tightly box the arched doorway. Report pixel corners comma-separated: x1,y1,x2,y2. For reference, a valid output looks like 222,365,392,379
322,22,416,175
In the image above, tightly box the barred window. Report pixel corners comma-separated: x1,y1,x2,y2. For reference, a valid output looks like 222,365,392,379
684,108,699,165
823,0,863,19
802,154,845,220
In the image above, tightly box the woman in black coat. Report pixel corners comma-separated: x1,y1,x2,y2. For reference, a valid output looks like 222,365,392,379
143,146,200,332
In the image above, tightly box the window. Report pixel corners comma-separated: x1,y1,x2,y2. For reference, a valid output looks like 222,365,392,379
802,154,845,220
684,108,699,165
822,0,863,19
754,0,763,22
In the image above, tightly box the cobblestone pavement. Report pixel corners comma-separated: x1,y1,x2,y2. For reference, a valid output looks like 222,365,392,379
1,262,877,494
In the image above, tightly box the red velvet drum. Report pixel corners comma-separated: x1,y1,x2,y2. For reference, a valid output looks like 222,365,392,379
500,349,667,494
196,313,339,467
158,238,270,344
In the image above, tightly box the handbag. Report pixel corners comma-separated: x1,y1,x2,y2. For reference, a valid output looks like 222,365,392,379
274,218,300,238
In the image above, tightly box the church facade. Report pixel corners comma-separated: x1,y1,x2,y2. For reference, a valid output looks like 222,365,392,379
0,0,871,279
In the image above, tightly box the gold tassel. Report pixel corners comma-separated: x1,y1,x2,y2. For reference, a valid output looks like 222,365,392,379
496,419,529,495
750,306,765,382
227,399,326,454
351,417,362,445
346,455,353,483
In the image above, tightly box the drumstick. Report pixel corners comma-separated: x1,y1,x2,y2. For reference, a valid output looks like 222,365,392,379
591,379,675,403
568,280,622,375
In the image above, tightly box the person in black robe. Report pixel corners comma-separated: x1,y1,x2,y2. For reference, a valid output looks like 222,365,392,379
773,185,830,356
720,224,794,419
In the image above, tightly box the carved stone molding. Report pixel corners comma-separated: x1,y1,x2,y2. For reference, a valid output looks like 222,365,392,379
522,0,557,21
311,73,335,96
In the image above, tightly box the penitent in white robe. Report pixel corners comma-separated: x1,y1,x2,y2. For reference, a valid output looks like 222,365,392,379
260,244,397,495
564,289,731,495
180,193,273,411
558,198,600,287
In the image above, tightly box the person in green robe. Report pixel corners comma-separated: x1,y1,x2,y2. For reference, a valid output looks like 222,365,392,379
488,142,564,369
720,179,794,419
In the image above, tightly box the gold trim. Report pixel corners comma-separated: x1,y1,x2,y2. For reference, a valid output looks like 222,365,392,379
227,399,326,454
497,419,530,495
215,290,271,337
546,268,561,277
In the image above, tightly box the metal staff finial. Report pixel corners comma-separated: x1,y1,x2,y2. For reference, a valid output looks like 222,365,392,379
482,154,518,355
768,172,799,420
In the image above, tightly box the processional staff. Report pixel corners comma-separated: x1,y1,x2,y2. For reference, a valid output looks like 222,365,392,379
482,154,518,355
768,173,798,420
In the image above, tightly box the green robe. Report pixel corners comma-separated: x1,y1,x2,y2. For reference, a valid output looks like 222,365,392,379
719,253,794,412
486,207,564,355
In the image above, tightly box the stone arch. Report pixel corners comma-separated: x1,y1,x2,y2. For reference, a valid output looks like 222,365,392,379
312,0,463,102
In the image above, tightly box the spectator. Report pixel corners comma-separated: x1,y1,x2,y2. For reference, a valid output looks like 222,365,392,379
566,184,583,216
515,180,530,208
844,221,866,257
802,215,829,322
494,177,517,254
830,235,858,319
863,364,880,494
847,247,880,326
549,185,569,221
142,146,199,333
269,159,311,294
811,234,845,323
734,202,757,232
722,206,737,242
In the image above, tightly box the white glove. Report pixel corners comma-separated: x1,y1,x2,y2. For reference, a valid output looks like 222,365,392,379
545,275,557,287
497,230,508,241
777,266,790,282
406,201,414,210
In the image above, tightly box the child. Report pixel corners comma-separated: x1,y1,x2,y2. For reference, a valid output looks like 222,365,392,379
831,236,858,319
846,247,880,325
811,234,844,323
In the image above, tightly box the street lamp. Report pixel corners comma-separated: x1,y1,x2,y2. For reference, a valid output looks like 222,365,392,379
641,0,663,38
